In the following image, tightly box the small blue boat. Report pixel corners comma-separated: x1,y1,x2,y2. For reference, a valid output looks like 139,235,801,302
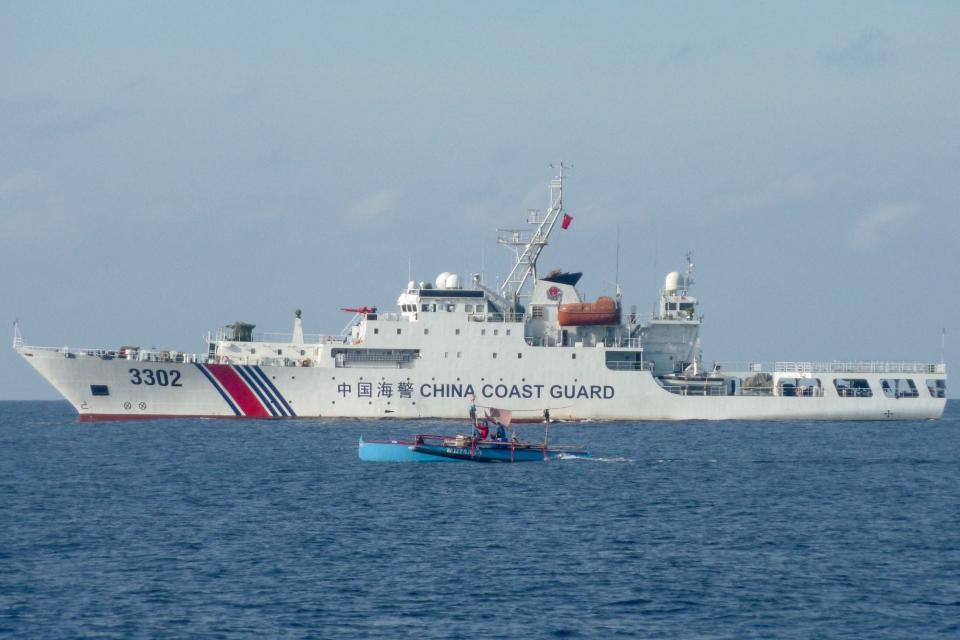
359,433,588,463
358,436,459,462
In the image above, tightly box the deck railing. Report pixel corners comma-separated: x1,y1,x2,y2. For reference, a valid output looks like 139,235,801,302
19,345,205,363
714,361,946,375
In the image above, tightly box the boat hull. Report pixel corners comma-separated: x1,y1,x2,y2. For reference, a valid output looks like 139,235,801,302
412,442,588,462
358,437,459,462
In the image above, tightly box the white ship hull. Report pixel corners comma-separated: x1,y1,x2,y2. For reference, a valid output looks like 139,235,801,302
17,345,946,421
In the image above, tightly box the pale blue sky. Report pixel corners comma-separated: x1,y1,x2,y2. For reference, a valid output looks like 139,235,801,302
2,2,958,399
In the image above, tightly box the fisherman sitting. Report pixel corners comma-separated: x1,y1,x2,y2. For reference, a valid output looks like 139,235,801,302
494,421,507,442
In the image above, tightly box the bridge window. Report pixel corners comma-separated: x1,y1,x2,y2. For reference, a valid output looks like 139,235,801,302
926,379,946,398
90,385,109,396
834,378,872,398
880,378,919,398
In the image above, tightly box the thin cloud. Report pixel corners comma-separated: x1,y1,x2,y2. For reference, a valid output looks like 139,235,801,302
822,28,895,70
712,172,830,214
851,202,917,249
0,93,123,143
345,190,400,227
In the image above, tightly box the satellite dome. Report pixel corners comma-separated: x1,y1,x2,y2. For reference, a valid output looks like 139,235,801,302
445,273,461,289
665,271,685,294
435,272,451,289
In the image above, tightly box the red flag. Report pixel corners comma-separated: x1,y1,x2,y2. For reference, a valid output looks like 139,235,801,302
561,213,573,230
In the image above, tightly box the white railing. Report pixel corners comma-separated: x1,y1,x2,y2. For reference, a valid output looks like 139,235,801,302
605,361,654,371
20,345,205,363
713,361,946,375
213,329,339,344
602,338,642,349
775,361,945,375
467,312,527,323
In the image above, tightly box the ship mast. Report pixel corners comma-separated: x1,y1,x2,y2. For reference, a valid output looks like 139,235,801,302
497,162,567,305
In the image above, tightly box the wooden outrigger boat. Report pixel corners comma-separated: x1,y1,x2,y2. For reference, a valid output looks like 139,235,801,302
358,433,588,463
359,406,589,463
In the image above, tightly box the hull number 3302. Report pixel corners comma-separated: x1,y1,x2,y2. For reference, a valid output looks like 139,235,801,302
129,368,183,387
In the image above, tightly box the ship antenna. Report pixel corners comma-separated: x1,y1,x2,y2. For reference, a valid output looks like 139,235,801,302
497,161,570,301
942,328,947,365
615,226,622,304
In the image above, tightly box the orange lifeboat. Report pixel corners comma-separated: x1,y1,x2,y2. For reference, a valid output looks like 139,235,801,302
558,296,620,326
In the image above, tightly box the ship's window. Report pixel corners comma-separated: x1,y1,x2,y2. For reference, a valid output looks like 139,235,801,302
250,348,256,354
431,304,437,312
926,379,946,398
90,385,109,396
457,352,461,358
517,353,522,359
397,328,402,335
277,349,282,355
421,304,429,312
833,378,872,398
481,329,486,336
777,377,822,397
424,329,429,335
300,350,305,356
880,378,919,398
374,328,379,335
506,329,511,336
465,304,473,312
447,304,455,312
572,353,576,359
493,329,498,336
455,329,460,335
493,353,498,359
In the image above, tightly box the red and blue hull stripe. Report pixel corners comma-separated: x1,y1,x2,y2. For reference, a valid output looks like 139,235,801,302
194,363,297,418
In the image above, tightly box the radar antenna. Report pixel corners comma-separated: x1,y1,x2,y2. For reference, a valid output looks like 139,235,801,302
497,162,569,301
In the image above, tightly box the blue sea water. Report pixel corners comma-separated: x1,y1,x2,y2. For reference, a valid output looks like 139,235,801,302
1,401,958,639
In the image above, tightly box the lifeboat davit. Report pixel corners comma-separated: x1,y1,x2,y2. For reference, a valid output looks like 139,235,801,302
558,296,620,326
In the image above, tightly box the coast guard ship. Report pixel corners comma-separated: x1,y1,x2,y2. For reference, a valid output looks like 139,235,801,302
14,166,947,421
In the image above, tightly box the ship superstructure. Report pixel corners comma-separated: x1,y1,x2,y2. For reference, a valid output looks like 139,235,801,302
14,167,947,421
